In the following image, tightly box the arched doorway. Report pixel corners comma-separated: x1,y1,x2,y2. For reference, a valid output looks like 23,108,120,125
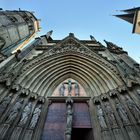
41,79,94,140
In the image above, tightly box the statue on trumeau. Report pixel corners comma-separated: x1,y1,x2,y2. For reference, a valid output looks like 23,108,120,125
66,104,73,130
5,99,23,124
115,99,130,124
65,104,73,140
18,102,32,126
125,96,140,124
97,105,107,129
65,97,73,140
29,105,42,129
0,94,12,115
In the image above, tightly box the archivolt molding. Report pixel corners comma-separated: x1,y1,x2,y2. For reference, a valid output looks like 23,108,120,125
14,50,124,98
22,36,119,76
6,36,126,98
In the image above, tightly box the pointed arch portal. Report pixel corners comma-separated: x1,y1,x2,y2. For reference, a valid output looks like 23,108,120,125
15,50,123,98
13,36,124,140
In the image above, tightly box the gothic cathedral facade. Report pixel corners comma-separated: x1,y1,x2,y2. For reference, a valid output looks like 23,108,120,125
0,30,140,140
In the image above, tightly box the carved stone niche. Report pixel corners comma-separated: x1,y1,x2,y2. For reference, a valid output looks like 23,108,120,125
30,93,38,100
20,88,29,97
93,97,100,104
38,97,45,104
118,86,127,93
12,84,20,91
100,94,108,101
108,90,119,98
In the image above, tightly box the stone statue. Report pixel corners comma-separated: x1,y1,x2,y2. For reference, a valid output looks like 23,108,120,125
125,96,140,124
18,102,32,126
5,99,23,124
74,83,79,96
65,104,73,140
105,102,117,127
66,104,73,129
97,105,107,129
29,105,42,129
68,80,72,94
59,83,65,96
115,99,129,124
0,94,12,115
136,89,140,95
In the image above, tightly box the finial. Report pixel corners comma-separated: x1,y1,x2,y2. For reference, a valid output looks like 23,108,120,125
46,30,53,39
69,33,74,37
90,35,96,41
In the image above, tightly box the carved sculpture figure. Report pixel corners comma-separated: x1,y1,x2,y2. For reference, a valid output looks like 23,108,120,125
59,83,65,96
97,105,107,129
105,102,117,127
66,104,73,129
126,96,140,123
74,83,79,96
137,89,140,94
65,104,73,140
115,99,129,124
0,94,12,115
68,80,72,94
29,105,42,129
18,102,32,126
5,99,23,124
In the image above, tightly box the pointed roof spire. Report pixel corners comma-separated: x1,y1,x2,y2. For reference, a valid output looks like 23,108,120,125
114,13,134,24
121,7,140,14
114,7,140,34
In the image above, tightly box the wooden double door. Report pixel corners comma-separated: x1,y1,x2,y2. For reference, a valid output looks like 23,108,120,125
41,102,93,140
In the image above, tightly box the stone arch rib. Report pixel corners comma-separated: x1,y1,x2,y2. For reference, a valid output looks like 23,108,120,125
15,52,124,97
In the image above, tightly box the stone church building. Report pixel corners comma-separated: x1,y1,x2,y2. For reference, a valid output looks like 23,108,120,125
0,10,140,140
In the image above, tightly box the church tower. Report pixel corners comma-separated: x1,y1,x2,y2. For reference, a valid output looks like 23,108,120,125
0,31,140,139
0,9,39,61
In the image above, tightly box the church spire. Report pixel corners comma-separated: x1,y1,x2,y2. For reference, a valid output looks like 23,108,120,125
114,13,134,24
114,7,140,34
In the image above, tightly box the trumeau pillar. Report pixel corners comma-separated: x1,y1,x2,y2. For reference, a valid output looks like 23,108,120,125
65,97,73,140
